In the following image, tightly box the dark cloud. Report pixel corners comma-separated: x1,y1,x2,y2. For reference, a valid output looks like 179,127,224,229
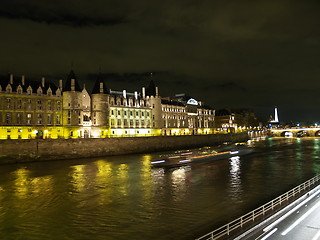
0,1,128,26
1,0,320,122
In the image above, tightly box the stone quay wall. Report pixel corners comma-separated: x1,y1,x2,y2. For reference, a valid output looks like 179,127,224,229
0,133,249,164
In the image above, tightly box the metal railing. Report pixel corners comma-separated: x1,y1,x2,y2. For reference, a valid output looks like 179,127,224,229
196,174,320,240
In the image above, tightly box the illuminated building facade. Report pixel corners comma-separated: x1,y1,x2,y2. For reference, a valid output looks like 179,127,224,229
0,73,64,139
215,108,259,132
0,71,216,139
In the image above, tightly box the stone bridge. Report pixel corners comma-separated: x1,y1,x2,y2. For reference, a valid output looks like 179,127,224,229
270,128,320,137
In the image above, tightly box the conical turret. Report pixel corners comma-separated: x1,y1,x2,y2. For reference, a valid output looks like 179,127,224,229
64,70,81,92
91,72,109,94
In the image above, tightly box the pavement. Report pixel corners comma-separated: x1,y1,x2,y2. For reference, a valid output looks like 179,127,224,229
238,187,320,240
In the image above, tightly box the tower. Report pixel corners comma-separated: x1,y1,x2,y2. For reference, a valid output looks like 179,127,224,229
274,107,279,123
62,70,83,138
91,72,109,137
143,73,162,133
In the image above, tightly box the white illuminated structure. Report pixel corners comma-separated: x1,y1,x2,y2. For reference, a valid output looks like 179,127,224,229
270,107,279,124
274,107,279,123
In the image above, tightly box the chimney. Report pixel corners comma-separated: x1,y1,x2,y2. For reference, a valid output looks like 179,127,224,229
59,79,63,89
100,82,104,93
10,73,13,84
41,77,45,88
71,79,75,91
142,87,145,98
21,75,25,86
134,91,138,99
123,90,127,98
156,87,159,97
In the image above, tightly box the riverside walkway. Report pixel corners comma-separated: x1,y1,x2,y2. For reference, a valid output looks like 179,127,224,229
196,175,320,240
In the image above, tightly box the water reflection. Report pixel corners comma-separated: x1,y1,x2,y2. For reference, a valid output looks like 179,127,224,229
171,166,191,201
95,160,113,205
70,165,87,193
1,138,320,240
13,167,53,199
229,156,242,200
140,155,153,205
117,164,129,196
314,139,320,159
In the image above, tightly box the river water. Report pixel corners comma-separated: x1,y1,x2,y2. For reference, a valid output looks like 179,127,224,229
0,137,320,240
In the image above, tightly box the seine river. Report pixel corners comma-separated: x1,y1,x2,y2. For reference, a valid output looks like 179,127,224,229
1,137,320,240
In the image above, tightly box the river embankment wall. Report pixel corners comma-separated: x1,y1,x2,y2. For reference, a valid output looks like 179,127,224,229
0,132,249,164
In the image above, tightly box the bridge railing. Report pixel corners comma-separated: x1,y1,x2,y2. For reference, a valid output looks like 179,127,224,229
196,174,320,240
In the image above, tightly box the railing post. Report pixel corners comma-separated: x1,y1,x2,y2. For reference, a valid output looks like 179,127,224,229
262,206,265,215
252,212,255,221
227,224,230,235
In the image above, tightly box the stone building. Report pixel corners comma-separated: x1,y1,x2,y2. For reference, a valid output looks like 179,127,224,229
215,108,259,133
0,73,63,139
0,70,218,139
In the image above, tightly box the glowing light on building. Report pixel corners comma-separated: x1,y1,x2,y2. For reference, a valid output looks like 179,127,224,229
186,98,198,106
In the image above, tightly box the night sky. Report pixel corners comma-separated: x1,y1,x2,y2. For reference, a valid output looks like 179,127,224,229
1,1,320,122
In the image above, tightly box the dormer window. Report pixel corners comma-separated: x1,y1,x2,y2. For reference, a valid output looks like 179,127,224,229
56,88,61,97
47,87,52,96
27,86,32,95
17,85,23,94
37,87,43,95
6,84,12,93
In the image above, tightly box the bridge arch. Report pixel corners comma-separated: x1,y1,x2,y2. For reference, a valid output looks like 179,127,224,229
296,130,309,137
315,131,320,137
280,131,294,137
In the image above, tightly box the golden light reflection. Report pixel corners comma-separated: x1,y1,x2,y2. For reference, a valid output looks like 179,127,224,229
70,165,86,193
95,160,114,204
0,186,4,202
30,176,53,194
96,160,113,183
13,168,53,198
141,155,153,204
14,168,31,198
171,167,189,201
117,164,129,196
141,155,152,179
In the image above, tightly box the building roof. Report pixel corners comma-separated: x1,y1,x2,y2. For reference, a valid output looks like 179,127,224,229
161,98,185,107
199,104,214,110
145,79,156,96
64,70,82,92
91,72,109,94
0,73,58,94
175,93,193,102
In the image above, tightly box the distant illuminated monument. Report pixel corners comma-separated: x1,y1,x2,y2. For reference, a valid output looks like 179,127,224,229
269,107,279,125
274,107,279,123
